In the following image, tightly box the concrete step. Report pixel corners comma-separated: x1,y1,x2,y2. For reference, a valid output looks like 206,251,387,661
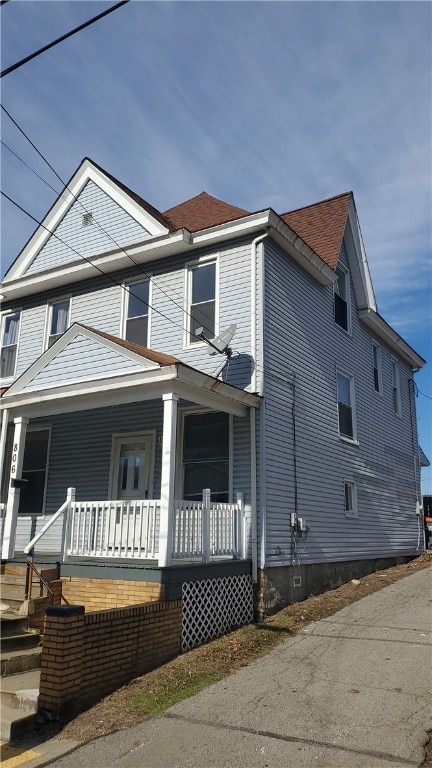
1,646,42,676
0,702,37,742
1,633,40,653
0,597,26,612
0,614,29,637
0,666,41,743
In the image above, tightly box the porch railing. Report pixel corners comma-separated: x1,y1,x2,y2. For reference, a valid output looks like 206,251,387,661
23,488,245,564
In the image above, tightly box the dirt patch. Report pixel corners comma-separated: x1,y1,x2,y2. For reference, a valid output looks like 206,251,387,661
46,552,430,755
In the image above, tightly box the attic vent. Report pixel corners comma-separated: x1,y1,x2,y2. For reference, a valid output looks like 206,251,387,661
82,212,93,226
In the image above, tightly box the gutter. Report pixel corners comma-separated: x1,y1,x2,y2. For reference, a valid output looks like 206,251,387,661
358,309,425,369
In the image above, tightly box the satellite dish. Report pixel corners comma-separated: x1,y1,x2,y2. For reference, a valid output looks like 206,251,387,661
196,323,237,357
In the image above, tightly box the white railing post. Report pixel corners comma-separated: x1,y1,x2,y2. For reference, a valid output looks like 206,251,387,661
236,492,245,559
61,487,76,563
202,488,211,563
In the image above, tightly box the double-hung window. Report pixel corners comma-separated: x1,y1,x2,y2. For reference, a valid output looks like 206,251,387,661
337,371,357,441
391,358,402,416
187,260,216,344
334,265,350,332
372,342,382,393
124,280,150,346
1,312,20,378
47,299,70,347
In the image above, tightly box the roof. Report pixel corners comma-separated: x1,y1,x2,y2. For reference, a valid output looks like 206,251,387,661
163,191,250,232
281,192,352,269
78,324,181,366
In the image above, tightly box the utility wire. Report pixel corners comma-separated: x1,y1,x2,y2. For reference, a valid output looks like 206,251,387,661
1,105,217,339
0,1,130,78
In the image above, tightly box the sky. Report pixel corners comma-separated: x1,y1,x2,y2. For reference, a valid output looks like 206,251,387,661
1,0,431,491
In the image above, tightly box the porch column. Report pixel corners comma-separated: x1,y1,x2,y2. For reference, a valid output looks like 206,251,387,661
159,393,178,567
2,416,29,560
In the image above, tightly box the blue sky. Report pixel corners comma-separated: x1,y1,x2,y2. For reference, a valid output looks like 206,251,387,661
1,1,431,490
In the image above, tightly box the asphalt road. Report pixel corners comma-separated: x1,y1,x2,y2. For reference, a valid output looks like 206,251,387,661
47,568,432,768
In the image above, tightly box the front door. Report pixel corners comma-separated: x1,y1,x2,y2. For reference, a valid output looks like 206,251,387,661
109,433,155,551
116,440,152,500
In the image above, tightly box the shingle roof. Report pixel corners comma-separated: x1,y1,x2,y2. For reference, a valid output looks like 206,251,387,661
79,324,180,366
281,192,352,269
163,192,250,232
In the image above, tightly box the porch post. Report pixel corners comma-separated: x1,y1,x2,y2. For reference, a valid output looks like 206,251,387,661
2,416,29,560
159,393,178,567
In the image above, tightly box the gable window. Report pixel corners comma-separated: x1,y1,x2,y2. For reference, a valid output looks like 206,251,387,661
1,312,20,378
372,342,382,393
391,358,402,416
124,280,150,346
18,428,50,516
182,411,229,502
187,260,216,344
334,265,350,332
47,299,70,347
344,480,358,518
337,371,357,441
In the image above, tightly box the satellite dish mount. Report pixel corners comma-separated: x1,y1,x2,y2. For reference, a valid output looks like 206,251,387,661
196,323,237,360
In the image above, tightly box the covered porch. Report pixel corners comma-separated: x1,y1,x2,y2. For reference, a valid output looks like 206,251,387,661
0,324,260,569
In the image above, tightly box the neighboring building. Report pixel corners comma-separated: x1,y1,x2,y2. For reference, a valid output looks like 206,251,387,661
0,158,427,626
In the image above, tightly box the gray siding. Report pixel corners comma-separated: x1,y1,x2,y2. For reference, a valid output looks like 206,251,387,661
25,181,150,275
262,237,420,566
23,334,145,390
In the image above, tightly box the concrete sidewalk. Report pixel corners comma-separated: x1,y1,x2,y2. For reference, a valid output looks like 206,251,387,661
12,568,432,768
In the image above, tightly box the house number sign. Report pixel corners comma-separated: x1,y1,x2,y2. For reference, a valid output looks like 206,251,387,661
11,443,18,475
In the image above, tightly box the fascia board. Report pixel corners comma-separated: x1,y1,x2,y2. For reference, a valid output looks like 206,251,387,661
359,309,425,368
346,199,377,311
1,231,192,302
190,211,272,245
176,365,262,409
4,159,169,284
268,212,337,286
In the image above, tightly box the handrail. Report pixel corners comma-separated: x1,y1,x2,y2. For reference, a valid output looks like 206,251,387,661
24,487,76,555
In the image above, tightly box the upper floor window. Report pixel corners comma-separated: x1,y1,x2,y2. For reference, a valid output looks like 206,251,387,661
47,299,70,347
334,265,350,332
337,370,357,441
124,279,150,346
1,312,20,378
372,342,382,393
391,358,402,416
187,260,217,344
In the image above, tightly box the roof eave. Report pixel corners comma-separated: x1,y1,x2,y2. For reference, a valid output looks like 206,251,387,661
268,211,337,286
358,309,426,368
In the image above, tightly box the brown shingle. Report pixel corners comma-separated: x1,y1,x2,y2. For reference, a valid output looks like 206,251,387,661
281,192,352,269
163,191,249,232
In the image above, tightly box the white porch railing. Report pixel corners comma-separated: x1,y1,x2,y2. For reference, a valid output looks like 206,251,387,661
23,489,245,564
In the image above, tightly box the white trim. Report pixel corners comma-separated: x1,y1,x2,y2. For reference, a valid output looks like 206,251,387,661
344,478,358,519
391,356,402,417
43,295,72,351
346,200,377,311
336,368,358,444
108,429,156,499
0,310,21,385
120,276,152,347
359,308,424,369
250,234,268,394
372,340,383,395
183,254,220,350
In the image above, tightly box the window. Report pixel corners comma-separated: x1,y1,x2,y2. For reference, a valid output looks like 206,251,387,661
182,411,229,502
334,265,350,332
372,342,382,393
47,299,70,347
391,358,402,416
18,428,50,516
337,371,356,441
344,480,357,518
187,261,216,344
1,312,20,378
124,280,149,346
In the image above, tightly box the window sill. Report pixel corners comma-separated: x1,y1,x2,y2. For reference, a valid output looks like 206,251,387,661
344,511,358,519
339,435,359,447
334,322,352,337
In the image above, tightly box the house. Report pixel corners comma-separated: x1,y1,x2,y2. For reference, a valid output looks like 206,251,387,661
0,158,427,637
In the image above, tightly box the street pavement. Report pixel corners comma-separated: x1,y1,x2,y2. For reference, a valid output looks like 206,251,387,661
11,568,432,768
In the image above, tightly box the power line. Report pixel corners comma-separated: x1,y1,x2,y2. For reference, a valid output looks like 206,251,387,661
1,104,217,339
0,1,130,78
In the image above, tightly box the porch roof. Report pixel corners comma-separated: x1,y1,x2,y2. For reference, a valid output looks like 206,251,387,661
1,323,261,419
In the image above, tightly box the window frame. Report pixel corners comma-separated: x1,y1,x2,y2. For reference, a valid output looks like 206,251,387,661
44,297,71,350
121,277,152,348
0,310,21,381
372,341,383,394
344,479,358,519
175,406,233,502
391,357,402,417
333,264,352,334
336,368,358,444
184,255,219,349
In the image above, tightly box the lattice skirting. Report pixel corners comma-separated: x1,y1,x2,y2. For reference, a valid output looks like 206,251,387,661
182,574,253,651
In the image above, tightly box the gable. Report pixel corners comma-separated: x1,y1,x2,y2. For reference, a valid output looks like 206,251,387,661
281,192,351,269
24,180,152,276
